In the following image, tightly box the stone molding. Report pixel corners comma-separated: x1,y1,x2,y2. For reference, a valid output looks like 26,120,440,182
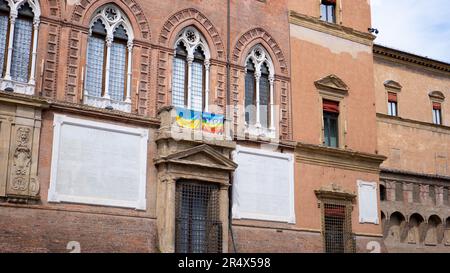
296,142,386,174
289,10,375,46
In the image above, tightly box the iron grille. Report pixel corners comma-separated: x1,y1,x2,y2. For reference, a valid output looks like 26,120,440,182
323,203,355,253
175,181,222,253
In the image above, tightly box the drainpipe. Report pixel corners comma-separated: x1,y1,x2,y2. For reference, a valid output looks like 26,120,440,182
227,0,238,254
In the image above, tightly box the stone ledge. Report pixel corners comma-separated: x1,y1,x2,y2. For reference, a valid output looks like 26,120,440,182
289,10,375,46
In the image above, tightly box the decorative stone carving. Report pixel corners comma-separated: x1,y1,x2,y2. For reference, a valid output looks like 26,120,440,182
10,127,32,191
384,80,402,91
0,94,45,201
315,74,349,95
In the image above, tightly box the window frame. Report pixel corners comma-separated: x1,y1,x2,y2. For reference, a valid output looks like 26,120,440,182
388,101,398,117
83,4,134,113
323,110,339,148
320,0,338,24
0,0,40,95
171,27,211,113
243,45,276,138
432,103,443,125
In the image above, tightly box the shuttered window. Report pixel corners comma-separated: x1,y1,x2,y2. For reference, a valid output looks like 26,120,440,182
320,0,336,23
323,100,339,148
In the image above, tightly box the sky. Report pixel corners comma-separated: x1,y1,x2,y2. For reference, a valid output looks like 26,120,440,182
371,0,450,63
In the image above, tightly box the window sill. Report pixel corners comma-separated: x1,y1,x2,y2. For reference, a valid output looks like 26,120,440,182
83,94,131,113
0,78,35,95
245,124,276,139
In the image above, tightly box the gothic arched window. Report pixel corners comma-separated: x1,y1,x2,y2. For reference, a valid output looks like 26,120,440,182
84,5,134,112
171,27,210,112
0,0,40,95
244,45,275,135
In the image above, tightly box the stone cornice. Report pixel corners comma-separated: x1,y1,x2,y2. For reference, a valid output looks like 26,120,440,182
0,91,49,108
296,142,386,174
381,168,450,185
289,10,375,46
377,113,450,135
0,91,160,127
374,45,450,75
315,188,356,202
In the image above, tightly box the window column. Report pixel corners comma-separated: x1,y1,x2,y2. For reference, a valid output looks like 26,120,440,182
4,12,16,81
255,71,261,128
28,18,39,85
103,36,113,99
186,56,194,109
269,75,275,130
204,60,210,112
125,41,133,103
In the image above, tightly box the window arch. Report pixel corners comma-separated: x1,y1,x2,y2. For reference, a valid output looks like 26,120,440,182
84,5,134,112
171,27,211,112
0,0,40,95
244,45,275,135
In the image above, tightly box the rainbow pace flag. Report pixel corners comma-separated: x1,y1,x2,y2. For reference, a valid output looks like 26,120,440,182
175,107,201,129
202,112,224,134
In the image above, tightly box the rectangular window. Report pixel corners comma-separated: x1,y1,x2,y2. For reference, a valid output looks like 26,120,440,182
0,13,8,77
190,61,204,112
323,203,354,253
323,100,339,148
172,57,187,108
108,41,127,101
388,92,398,116
413,184,421,203
11,17,33,83
320,0,336,23
48,115,148,210
85,36,105,98
429,185,436,205
245,65,256,124
444,188,449,206
259,73,270,129
395,182,403,201
175,181,222,253
433,103,442,125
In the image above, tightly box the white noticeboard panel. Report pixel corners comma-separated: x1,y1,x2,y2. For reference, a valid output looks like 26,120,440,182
357,180,379,224
232,146,295,223
48,114,148,210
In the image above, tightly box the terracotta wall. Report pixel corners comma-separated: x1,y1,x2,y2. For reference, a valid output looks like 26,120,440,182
374,58,450,175
288,0,372,33
289,22,378,154
374,57,450,125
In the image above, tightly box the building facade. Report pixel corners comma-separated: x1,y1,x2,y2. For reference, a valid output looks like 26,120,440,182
374,45,450,252
0,0,448,253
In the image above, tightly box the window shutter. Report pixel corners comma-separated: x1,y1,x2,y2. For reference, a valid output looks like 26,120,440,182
388,92,398,102
433,102,442,110
323,99,340,114
357,181,379,224
322,0,336,5
324,206,345,217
